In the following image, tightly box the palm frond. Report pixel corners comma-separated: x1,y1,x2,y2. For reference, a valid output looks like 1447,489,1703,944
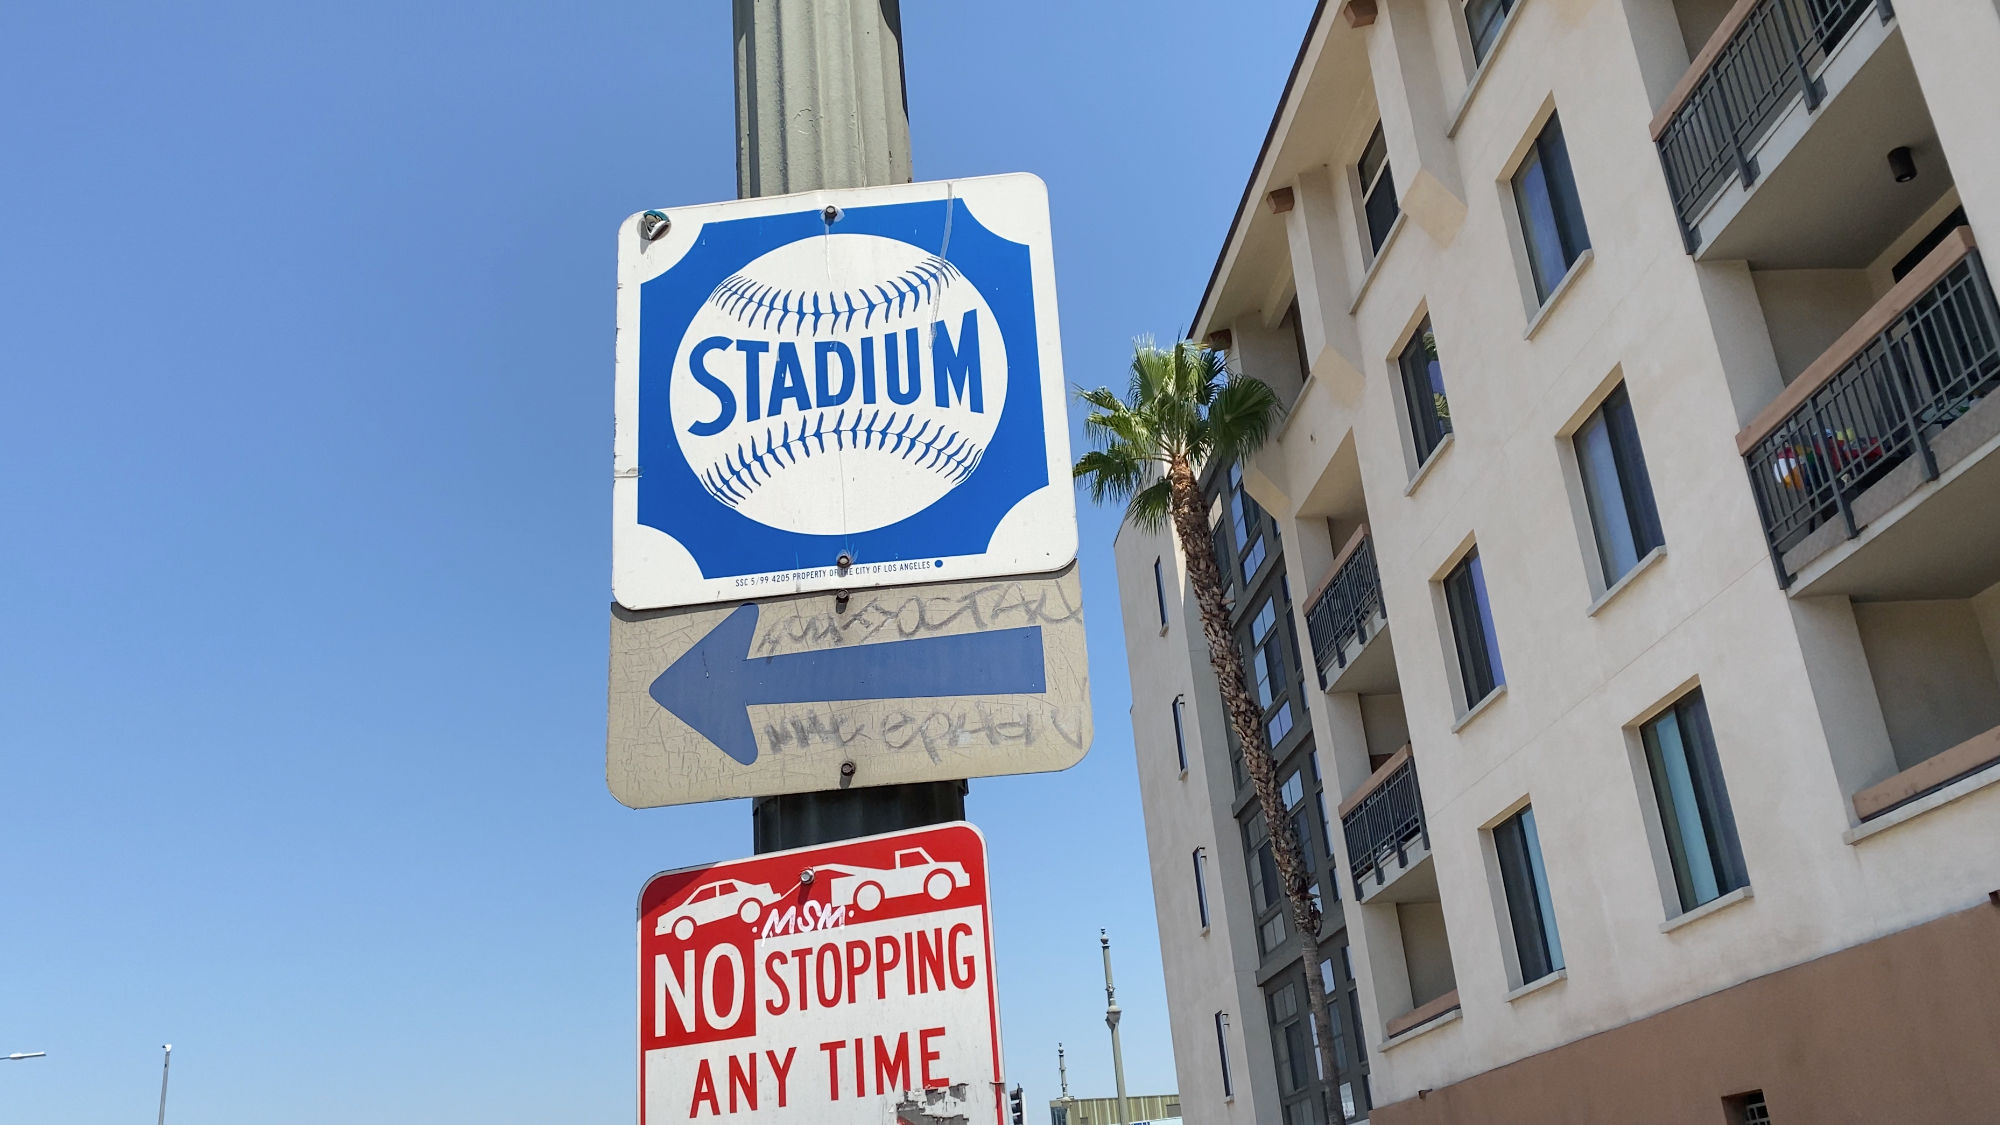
1124,478,1174,533
1074,338,1273,517
1074,385,1126,414
1071,445,1158,508
1205,373,1282,466
1080,399,1157,457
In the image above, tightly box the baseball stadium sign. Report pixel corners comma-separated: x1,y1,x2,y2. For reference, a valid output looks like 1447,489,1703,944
612,174,1074,611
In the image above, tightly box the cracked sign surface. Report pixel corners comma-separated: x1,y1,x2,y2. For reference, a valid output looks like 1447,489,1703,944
639,824,1002,1125
608,564,1090,807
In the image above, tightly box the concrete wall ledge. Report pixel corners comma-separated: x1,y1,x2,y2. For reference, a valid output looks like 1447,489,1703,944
1383,990,1461,1044
1852,724,2000,821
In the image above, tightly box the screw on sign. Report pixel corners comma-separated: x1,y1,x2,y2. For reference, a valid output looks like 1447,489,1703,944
639,824,1004,1124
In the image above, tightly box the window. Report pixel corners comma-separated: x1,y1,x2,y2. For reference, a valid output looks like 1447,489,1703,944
1574,383,1664,586
1317,946,1370,1122
1512,113,1590,303
1358,123,1398,256
1153,557,1170,627
1212,516,1234,587
1281,771,1305,808
1172,695,1189,772
1292,807,1316,869
1229,464,1268,582
1268,701,1295,746
1246,817,1280,911
1463,0,1515,64
1245,815,1288,955
1643,690,1748,913
1283,298,1310,382
1249,598,1295,745
1268,984,1308,1093
1398,319,1452,464
1320,961,1347,1068
1494,805,1565,983
1193,847,1211,928
1726,1091,1771,1124
1443,549,1505,707
1251,601,1282,704
1215,1012,1234,1097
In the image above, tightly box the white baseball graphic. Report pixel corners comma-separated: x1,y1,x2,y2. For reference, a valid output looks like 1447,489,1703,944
668,233,1009,536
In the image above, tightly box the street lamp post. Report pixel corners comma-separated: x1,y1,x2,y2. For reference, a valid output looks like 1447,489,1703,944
1055,1043,1076,1124
1100,930,1130,1125
156,1044,172,1125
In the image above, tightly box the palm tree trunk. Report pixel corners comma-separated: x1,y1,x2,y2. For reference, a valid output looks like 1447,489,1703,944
1164,456,1344,1122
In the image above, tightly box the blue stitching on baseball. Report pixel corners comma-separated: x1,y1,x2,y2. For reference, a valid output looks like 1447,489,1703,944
698,409,986,509
709,258,964,337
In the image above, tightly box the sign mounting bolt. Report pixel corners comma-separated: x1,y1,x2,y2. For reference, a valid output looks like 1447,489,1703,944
836,553,853,569
822,204,842,224
637,210,671,241
840,761,857,777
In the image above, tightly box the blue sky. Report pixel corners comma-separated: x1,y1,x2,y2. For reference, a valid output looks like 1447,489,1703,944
0,2,1311,1120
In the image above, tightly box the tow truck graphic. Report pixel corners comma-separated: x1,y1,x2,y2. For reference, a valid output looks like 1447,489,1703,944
815,847,971,914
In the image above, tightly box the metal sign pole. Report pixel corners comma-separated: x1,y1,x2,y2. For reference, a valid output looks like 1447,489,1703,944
731,0,966,852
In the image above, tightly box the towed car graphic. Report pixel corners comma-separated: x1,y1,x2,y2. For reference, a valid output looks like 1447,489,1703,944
815,847,972,914
654,877,780,940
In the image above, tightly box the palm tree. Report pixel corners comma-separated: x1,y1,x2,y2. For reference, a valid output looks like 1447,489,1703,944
1074,340,1342,1117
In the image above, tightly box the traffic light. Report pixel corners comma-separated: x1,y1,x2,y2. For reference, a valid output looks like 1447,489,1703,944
1009,1086,1024,1125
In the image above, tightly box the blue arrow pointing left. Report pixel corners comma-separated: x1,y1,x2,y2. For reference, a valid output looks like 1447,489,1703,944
648,604,1047,765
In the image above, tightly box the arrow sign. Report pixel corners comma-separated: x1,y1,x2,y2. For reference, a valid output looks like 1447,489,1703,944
648,603,1047,765
608,563,1090,806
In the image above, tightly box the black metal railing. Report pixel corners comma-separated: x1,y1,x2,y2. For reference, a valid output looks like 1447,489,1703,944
1305,533,1383,689
1342,754,1427,894
1655,0,1881,248
1743,241,2000,584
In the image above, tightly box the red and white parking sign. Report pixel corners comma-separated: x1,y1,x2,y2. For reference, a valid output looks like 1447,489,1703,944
638,824,1003,1124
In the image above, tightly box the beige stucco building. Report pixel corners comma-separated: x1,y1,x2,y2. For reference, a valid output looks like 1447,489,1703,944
1112,1,2000,1122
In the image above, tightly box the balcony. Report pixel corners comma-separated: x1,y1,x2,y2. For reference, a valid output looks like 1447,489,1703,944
1739,230,2000,588
1341,745,1459,1044
1654,0,1903,257
1339,745,1428,901
1305,525,1394,694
